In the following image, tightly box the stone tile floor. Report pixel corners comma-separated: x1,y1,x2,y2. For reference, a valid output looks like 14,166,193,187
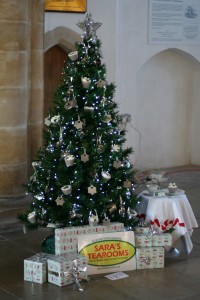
0,165,200,299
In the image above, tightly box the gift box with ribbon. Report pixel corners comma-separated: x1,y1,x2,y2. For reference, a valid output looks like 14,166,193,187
136,247,165,269
47,253,88,288
55,223,124,255
134,224,151,234
24,252,54,284
152,233,172,247
135,233,152,247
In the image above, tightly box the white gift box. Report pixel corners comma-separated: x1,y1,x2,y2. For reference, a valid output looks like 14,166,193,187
136,247,165,270
134,226,151,234
47,253,87,287
55,223,124,255
24,253,54,284
135,234,152,247
152,233,172,247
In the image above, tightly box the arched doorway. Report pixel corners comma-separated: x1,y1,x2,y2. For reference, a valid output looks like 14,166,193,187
134,49,200,169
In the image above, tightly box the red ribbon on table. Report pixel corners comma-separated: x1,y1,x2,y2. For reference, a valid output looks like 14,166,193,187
150,218,185,231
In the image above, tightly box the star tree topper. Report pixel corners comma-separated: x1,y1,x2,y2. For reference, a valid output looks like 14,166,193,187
77,13,102,39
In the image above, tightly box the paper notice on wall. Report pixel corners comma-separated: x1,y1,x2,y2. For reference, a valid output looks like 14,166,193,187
148,0,200,45
78,231,136,275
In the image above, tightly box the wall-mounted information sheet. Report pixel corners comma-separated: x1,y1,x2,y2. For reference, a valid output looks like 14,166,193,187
149,0,200,45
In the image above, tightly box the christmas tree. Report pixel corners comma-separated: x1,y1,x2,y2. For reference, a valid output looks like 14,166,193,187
19,13,138,230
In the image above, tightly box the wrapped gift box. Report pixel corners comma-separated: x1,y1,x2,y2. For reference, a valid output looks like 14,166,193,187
135,234,152,247
47,253,87,287
152,233,172,247
136,247,164,269
134,226,151,234
55,223,124,255
24,252,54,284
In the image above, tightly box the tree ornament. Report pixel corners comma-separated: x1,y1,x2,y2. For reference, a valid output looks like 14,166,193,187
61,185,72,195
81,148,89,163
81,77,91,89
84,106,94,112
27,211,36,224
32,161,41,171
51,115,60,125
77,13,102,39
122,159,131,168
108,204,117,214
64,154,75,167
95,58,101,67
112,144,120,152
44,116,51,126
104,114,112,123
123,179,132,189
64,98,77,110
97,135,104,153
74,116,83,129
127,207,138,219
113,158,122,169
96,79,106,88
102,213,110,225
55,196,65,206
101,171,111,181
88,210,99,226
87,185,97,195
68,51,78,61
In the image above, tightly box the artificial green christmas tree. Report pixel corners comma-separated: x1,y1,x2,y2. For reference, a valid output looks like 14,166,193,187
19,13,138,230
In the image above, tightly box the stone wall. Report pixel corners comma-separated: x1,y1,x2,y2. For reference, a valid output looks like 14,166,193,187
0,0,44,197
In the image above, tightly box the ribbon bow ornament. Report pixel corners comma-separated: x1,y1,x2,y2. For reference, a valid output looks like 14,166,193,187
64,260,88,292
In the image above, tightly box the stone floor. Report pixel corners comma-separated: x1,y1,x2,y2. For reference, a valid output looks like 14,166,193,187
0,165,200,300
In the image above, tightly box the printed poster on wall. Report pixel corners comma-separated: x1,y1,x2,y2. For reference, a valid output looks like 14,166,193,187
78,231,136,275
149,0,200,45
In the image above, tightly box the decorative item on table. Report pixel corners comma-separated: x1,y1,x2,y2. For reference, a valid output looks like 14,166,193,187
146,184,159,196
168,183,178,193
88,210,99,226
47,253,88,288
24,253,54,284
136,247,165,270
152,233,172,247
134,233,152,247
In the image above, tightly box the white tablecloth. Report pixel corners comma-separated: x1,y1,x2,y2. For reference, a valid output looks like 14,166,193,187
136,190,198,254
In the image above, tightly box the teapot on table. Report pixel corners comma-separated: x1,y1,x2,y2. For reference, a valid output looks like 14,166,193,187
146,184,159,196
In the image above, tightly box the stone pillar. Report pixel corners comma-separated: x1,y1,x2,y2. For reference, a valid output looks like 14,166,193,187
0,0,44,197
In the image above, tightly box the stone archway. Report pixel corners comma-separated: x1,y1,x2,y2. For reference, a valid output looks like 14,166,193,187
134,49,200,169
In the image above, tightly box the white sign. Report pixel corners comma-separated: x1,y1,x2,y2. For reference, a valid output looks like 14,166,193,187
78,231,136,275
149,0,200,45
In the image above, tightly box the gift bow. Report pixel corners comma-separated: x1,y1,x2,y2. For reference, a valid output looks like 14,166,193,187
64,260,88,292
150,218,185,231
